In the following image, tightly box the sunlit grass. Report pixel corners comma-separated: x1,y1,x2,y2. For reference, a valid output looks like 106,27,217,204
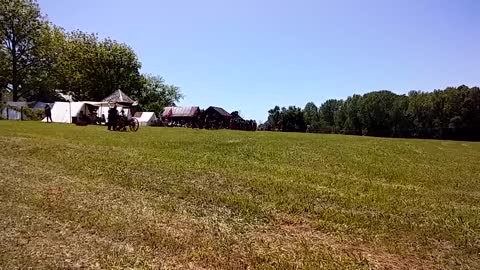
1,121,479,269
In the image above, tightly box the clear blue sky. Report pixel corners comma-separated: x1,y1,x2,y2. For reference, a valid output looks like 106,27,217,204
39,0,479,121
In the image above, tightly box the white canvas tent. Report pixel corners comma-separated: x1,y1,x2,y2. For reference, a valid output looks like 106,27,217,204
42,101,131,123
134,112,157,126
42,102,91,123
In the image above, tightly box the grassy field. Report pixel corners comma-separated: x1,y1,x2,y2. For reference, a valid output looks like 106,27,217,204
0,121,479,269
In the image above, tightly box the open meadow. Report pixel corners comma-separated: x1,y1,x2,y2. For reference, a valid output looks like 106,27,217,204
0,121,479,269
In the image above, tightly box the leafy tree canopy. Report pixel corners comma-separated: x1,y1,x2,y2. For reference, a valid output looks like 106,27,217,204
0,0,182,111
268,85,480,140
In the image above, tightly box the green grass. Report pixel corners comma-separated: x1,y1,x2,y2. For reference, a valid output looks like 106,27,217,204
1,121,479,269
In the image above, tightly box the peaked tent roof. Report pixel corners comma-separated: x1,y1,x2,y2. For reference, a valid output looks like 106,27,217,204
102,90,135,104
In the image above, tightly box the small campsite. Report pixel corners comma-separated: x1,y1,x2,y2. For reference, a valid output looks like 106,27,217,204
1,121,479,269
1,1,480,269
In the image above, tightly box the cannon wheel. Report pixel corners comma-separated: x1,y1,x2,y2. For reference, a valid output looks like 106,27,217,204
129,118,139,132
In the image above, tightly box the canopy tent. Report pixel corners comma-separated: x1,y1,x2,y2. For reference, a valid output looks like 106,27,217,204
102,90,137,106
134,112,157,126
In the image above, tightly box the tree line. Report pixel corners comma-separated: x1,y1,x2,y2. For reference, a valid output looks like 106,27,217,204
0,0,182,111
262,85,480,140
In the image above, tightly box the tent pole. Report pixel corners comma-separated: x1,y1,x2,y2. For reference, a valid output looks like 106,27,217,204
69,101,72,123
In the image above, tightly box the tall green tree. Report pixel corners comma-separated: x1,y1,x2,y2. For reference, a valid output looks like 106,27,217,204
266,106,306,132
0,0,45,101
56,31,144,101
319,99,343,132
280,106,306,132
407,91,434,137
267,106,283,130
271,86,480,140
21,23,66,102
303,102,318,125
359,91,398,136
135,74,183,112
94,38,143,100
391,94,410,137
341,94,362,134
304,102,328,132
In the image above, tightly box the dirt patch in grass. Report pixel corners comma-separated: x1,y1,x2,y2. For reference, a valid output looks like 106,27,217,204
264,216,442,270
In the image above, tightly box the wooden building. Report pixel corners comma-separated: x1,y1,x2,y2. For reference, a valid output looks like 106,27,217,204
200,106,232,129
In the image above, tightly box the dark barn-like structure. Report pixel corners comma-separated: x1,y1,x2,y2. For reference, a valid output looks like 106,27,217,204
200,106,232,129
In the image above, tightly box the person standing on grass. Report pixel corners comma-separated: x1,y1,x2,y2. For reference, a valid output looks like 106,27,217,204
107,106,118,131
107,107,113,130
45,104,52,123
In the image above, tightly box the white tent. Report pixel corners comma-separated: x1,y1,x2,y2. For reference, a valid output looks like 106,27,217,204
134,112,157,126
42,101,131,123
42,102,91,123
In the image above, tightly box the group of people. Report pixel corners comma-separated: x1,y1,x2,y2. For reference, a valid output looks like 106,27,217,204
107,106,128,131
76,110,106,126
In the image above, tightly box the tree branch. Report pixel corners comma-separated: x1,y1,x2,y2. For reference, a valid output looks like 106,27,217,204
16,61,35,73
